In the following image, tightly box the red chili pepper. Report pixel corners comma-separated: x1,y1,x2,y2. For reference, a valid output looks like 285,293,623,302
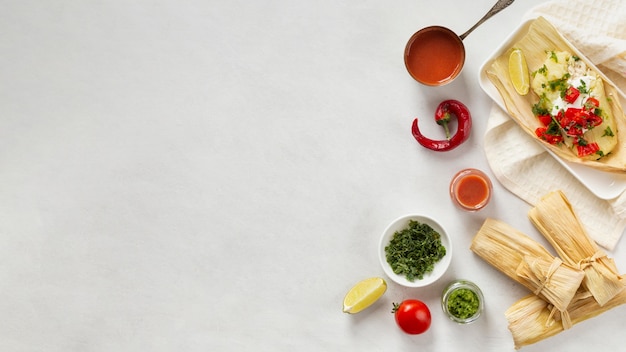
435,109,452,139
411,100,472,152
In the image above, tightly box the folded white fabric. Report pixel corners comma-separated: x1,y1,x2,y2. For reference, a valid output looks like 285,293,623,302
484,0,626,250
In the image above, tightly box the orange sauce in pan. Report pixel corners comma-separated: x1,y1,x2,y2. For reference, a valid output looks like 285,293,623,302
404,26,465,86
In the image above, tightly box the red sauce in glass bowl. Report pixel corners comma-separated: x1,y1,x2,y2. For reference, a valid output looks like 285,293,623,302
450,169,492,211
404,26,465,86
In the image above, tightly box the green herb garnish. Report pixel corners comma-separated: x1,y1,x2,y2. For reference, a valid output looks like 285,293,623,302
385,220,446,281
594,107,603,116
532,94,551,116
603,126,614,137
549,51,558,62
533,64,547,77
545,121,562,138
549,78,568,93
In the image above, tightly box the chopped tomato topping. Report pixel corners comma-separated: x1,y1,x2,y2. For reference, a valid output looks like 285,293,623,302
560,108,582,131
565,125,584,136
588,113,603,127
584,97,599,109
557,110,570,128
576,142,600,157
537,114,552,126
564,86,580,104
533,89,605,159
535,127,563,145
561,107,601,131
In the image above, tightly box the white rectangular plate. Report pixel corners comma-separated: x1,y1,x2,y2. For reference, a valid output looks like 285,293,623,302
479,19,626,200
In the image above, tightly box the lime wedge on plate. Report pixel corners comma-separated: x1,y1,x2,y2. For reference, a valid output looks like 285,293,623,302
509,48,530,95
342,277,387,314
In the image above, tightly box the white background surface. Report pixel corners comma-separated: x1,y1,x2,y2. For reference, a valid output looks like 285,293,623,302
1,0,624,351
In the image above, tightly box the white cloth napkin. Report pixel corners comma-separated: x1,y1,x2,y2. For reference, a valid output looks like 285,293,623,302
484,0,626,250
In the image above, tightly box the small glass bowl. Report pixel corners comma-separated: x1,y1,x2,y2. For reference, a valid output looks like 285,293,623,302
441,279,484,324
449,168,493,212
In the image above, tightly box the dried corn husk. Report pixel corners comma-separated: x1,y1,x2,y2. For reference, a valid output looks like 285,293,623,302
471,218,585,311
528,191,624,306
485,16,626,173
515,256,584,312
506,288,626,349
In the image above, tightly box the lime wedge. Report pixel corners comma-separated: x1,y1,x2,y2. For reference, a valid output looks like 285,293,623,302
509,48,530,95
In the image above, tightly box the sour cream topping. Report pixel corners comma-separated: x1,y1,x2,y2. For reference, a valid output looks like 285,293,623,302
549,61,597,116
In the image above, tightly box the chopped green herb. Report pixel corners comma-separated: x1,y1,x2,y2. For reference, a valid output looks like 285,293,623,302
594,107,603,116
532,95,550,116
385,220,446,282
549,51,558,62
549,78,568,93
603,126,614,137
545,121,562,137
578,81,589,94
533,64,547,77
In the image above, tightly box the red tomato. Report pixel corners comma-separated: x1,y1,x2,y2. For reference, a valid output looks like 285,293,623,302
392,299,431,334
588,113,603,127
535,127,563,145
564,86,580,104
577,142,600,157
584,97,599,109
537,114,552,126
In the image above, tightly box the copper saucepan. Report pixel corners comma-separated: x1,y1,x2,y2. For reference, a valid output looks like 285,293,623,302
404,0,515,86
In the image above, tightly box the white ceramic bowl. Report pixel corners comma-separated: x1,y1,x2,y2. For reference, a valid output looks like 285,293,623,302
379,214,452,288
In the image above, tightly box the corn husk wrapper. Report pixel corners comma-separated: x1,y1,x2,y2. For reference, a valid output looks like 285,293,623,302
506,287,626,349
515,255,584,312
485,16,626,173
471,218,585,311
528,191,624,306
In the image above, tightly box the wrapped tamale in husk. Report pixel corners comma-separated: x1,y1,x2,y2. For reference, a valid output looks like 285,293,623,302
471,218,584,311
528,190,624,306
506,287,626,349
485,16,626,173
515,255,585,311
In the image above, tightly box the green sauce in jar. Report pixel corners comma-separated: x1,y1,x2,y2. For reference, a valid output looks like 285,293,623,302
446,288,480,319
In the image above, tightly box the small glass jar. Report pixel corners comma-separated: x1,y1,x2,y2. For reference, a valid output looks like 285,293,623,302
441,279,484,324
449,168,492,211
